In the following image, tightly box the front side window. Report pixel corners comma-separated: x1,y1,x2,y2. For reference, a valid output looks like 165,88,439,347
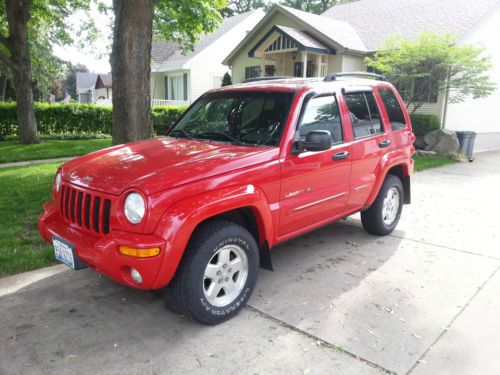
295,95,342,144
378,88,407,131
169,91,293,146
344,92,383,139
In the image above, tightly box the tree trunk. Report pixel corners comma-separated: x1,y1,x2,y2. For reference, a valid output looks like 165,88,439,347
3,0,40,144
110,0,154,145
0,75,7,101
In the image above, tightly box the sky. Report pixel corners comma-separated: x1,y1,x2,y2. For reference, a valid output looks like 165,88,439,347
53,1,113,73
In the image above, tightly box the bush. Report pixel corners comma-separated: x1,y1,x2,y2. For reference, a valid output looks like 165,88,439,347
410,114,441,136
0,102,187,140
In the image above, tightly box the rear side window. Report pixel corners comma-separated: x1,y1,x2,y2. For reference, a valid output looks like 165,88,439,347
296,95,343,144
344,92,383,139
378,88,407,131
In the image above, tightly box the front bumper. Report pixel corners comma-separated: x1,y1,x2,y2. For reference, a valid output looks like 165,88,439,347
39,200,167,290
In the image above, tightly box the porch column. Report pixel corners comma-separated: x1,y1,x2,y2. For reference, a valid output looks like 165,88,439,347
316,55,322,77
261,53,266,77
302,52,308,78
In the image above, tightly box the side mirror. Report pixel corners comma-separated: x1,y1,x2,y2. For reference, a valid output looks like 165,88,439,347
293,130,332,153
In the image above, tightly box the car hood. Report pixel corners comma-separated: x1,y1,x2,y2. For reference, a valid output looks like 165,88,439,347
62,137,277,196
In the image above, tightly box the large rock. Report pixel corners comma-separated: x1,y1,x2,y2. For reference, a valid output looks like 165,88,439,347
424,129,460,155
414,136,427,150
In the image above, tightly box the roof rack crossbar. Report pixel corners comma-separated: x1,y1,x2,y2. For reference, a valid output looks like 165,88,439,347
243,76,295,83
324,72,387,82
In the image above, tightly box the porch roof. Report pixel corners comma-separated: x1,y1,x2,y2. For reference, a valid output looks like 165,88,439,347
248,25,336,58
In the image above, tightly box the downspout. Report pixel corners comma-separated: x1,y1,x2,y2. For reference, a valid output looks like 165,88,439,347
441,70,451,129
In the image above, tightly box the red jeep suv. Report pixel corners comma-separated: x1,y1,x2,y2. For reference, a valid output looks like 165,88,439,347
39,73,415,324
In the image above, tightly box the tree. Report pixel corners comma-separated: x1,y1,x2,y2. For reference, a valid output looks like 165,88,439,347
0,0,95,144
366,33,496,114
221,72,232,86
110,0,225,145
278,0,348,14
221,0,266,17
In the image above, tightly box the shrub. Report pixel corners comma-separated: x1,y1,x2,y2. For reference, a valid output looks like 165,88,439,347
0,102,187,140
410,114,441,137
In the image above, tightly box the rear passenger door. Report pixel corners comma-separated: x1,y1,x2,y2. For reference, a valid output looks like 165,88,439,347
343,90,390,210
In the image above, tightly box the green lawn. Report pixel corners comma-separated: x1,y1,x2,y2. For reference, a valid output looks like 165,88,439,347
0,162,60,276
413,155,456,172
0,139,112,163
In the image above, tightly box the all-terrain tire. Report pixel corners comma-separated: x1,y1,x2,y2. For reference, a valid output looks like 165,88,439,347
361,174,404,235
165,220,259,325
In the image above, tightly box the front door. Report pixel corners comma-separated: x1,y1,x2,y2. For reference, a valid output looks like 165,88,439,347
279,94,352,238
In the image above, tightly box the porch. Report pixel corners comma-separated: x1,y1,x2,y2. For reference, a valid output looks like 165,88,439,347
247,25,336,79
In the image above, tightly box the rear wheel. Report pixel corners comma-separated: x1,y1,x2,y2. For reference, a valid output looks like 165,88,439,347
165,220,259,325
361,175,403,235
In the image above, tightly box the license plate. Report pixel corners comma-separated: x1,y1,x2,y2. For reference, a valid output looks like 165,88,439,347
53,237,79,269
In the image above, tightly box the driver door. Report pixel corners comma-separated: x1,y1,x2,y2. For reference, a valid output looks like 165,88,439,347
278,94,352,238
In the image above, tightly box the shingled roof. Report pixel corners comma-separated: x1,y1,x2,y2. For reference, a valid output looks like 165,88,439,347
322,0,500,50
151,10,262,70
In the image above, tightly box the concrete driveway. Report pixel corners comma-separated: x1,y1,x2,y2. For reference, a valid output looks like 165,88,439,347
1,151,499,375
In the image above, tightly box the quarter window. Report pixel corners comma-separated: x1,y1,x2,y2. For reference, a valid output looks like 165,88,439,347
296,95,343,144
344,92,383,139
378,88,407,131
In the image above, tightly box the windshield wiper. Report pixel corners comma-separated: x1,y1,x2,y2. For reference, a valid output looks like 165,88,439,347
168,129,196,141
198,132,244,145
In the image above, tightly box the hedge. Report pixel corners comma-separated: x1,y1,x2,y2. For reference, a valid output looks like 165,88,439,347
410,113,441,137
0,102,187,140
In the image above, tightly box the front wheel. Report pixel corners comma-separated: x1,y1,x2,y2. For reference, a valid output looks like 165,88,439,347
361,175,403,235
165,220,259,325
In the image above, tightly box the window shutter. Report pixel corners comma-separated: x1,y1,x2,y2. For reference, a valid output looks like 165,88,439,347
183,73,188,101
164,76,168,100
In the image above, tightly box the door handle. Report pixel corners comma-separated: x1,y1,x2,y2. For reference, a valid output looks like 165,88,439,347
332,151,350,161
379,140,391,148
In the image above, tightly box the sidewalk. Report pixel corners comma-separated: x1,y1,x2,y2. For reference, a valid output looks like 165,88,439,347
0,156,75,169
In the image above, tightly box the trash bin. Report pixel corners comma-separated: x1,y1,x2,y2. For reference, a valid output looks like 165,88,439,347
455,131,477,162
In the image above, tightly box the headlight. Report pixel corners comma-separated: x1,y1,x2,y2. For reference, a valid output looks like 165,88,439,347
124,192,145,224
55,172,62,193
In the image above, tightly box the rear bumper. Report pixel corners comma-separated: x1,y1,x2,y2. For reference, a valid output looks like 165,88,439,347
38,200,167,290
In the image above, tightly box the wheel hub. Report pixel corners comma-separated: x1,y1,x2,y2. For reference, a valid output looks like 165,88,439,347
382,187,400,225
203,244,248,307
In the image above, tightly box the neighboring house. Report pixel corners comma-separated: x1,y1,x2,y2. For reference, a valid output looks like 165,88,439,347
76,72,98,103
95,74,112,100
224,1,500,151
150,9,265,106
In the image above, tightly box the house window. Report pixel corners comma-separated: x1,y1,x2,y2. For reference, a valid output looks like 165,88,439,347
395,78,438,104
378,88,407,131
344,92,383,139
293,61,314,77
245,66,260,80
168,74,188,101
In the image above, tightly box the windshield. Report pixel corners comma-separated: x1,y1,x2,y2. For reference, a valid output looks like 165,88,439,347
169,91,293,146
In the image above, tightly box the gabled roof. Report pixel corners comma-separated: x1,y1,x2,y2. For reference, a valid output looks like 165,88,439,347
223,5,368,66
151,10,264,72
76,73,98,93
95,74,112,89
323,0,500,50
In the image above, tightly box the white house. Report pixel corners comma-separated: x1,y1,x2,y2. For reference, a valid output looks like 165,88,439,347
76,72,98,103
224,0,500,151
150,9,265,106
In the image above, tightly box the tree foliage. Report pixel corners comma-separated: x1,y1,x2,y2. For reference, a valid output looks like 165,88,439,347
366,32,496,113
221,0,266,17
278,0,348,14
221,72,232,86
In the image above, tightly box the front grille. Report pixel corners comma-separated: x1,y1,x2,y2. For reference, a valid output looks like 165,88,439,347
60,184,112,235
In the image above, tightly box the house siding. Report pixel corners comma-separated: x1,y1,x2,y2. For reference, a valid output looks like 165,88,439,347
341,54,365,72
444,3,500,151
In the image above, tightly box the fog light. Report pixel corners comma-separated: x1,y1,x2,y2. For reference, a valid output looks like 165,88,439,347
130,268,143,284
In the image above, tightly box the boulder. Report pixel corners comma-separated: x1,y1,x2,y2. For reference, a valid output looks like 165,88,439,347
424,129,460,155
414,136,427,150
415,150,437,157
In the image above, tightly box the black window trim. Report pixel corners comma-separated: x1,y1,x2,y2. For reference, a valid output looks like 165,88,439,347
293,91,344,150
343,90,386,140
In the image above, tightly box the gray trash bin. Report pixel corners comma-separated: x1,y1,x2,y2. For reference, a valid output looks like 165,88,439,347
455,131,476,162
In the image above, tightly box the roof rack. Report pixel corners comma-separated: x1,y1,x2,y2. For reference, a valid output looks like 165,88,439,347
324,72,387,82
243,76,295,83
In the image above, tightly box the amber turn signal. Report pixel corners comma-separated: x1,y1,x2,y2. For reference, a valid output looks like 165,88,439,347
118,246,160,258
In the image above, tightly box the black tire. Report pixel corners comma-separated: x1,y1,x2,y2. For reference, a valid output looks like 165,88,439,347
165,220,259,325
361,174,404,236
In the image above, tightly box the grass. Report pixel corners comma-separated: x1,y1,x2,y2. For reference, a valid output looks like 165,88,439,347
0,162,60,276
413,155,456,172
0,138,112,163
